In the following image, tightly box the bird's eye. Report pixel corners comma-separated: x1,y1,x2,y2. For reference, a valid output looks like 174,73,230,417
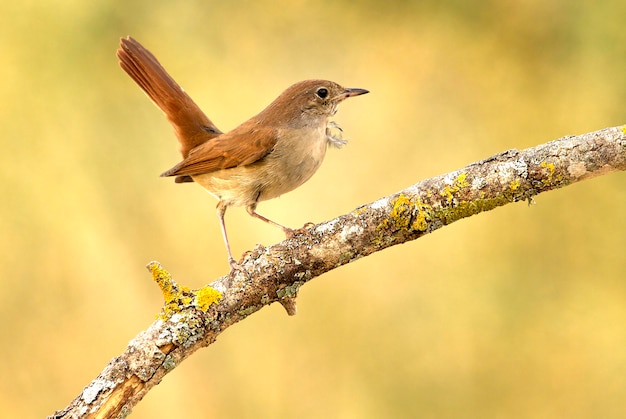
316,88,328,99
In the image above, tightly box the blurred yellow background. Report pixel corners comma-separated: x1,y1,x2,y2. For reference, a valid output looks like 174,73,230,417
2,1,626,418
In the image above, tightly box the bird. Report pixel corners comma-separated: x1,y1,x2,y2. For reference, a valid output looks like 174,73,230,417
117,37,368,270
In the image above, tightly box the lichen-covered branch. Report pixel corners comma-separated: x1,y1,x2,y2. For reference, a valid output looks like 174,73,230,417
48,125,626,419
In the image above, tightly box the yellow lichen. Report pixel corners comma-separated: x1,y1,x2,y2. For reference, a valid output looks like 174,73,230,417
455,173,469,188
373,194,415,246
541,161,555,186
540,161,564,187
440,186,454,204
147,261,220,319
389,194,414,230
375,194,435,239
375,170,525,244
437,195,509,225
411,200,433,232
440,173,469,203
195,286,223,312
353,205,369,216
148,261,178,305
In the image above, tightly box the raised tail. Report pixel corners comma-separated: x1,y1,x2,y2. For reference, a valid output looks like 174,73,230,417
117,36,222,158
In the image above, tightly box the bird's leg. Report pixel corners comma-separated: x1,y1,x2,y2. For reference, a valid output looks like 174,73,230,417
217,202,240,271
246,204,296,238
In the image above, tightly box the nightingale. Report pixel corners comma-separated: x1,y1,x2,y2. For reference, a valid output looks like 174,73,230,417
117,37,368,269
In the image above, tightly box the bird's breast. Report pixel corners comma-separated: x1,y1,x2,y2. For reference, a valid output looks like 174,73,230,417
268,125,328,183
192,124,330,206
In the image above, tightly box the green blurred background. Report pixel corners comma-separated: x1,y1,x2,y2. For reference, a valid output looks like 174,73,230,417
2,1,626,418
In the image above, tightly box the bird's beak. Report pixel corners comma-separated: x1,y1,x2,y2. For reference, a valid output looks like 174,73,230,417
333,87,369,101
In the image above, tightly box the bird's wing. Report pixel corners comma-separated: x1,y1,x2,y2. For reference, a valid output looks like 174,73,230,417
160,124,278,177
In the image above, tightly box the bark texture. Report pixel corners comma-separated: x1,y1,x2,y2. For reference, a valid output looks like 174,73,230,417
49,125,626,418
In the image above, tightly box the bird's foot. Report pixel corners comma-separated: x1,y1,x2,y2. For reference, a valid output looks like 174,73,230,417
284,222,315,239
227,258,251,284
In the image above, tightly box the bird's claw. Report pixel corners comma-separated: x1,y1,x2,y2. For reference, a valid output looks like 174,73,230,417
284,222,315,239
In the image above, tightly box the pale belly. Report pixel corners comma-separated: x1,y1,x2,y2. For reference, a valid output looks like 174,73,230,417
192,126,329,207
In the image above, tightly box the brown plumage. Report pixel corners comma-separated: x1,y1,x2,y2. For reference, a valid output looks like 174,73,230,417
117,37,221,158
117,37,368,270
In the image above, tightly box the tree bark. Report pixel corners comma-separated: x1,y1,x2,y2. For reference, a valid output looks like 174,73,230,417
48,125,626,419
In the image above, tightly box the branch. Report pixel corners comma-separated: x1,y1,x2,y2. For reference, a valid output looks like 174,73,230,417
49,125,626,418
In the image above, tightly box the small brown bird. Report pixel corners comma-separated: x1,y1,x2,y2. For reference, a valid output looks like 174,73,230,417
117,37,368,269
